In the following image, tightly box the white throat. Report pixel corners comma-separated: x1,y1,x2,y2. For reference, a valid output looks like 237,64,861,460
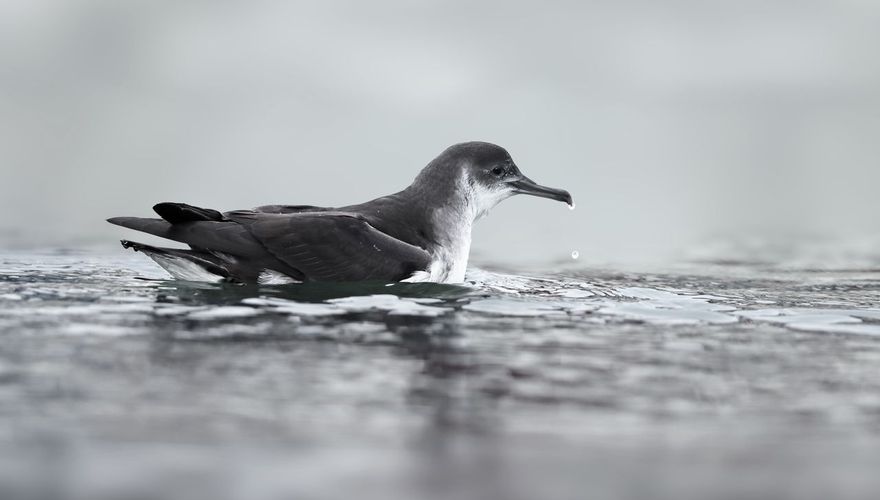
406,171,512,284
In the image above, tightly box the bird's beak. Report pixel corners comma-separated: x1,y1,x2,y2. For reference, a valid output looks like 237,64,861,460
509,176,573,206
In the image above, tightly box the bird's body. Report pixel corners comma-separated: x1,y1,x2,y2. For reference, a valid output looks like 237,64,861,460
108,142,572,284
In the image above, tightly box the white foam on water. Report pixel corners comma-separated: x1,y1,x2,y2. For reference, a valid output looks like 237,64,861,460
465,268,563,294
242,297,346,316
186,306,263,320
466,269,622,299
60,323,145,336
462,298,570,317
154,305,207,317
327,294,451,317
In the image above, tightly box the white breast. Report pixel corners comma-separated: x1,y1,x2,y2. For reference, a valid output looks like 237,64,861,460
402,170,508,284
431,223,472,283
402,221,471,284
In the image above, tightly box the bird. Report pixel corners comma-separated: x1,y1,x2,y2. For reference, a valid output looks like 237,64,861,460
107,141,573,284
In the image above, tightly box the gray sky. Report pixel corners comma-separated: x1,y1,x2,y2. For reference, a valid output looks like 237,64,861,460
2,0,878,265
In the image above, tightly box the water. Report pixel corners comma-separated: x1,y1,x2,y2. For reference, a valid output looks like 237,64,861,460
1,249,879,500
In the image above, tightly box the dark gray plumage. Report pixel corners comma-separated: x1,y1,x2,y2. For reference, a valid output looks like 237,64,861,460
108,142,572,284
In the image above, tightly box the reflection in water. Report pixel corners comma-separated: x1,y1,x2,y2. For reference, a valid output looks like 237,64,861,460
153,278,474,305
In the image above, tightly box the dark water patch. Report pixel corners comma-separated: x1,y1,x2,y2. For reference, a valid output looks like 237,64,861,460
150,278,474,305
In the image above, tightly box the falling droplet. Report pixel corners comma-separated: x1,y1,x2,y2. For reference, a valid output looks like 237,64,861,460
568,202,576,210
571,250,579,260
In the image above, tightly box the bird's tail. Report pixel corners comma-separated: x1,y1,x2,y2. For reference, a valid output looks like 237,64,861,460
106,202,225,238
107,217,173,239
119,240,230,282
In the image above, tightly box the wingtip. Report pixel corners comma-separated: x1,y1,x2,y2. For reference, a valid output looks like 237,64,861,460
152,202,174,213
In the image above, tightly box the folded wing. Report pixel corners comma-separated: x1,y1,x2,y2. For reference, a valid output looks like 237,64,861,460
226,211,431,282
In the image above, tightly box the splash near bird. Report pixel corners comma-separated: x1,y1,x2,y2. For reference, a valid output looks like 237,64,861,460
108,142,573,284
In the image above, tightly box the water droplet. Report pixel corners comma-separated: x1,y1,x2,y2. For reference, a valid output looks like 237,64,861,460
568,202,576,210
571,250,579,260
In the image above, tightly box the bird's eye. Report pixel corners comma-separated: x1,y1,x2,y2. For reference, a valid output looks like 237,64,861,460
491,166,504,176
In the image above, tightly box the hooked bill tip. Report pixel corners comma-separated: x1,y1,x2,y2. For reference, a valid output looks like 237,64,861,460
567,201,576,210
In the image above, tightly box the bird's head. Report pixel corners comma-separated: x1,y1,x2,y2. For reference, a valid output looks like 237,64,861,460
413,142,573,220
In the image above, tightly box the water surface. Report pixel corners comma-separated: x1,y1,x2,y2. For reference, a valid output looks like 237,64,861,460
1,250,879,500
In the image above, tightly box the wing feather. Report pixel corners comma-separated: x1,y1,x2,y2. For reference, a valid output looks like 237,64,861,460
227,211,431,282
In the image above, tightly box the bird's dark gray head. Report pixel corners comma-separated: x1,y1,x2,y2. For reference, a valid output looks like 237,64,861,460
411,141,573,219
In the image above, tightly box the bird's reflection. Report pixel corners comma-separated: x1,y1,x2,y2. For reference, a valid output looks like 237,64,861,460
144,278,474,304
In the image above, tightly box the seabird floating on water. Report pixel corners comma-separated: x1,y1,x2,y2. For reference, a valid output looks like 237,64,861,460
108,141,573,284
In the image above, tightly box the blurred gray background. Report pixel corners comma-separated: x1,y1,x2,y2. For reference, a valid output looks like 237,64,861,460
1,0,878,266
